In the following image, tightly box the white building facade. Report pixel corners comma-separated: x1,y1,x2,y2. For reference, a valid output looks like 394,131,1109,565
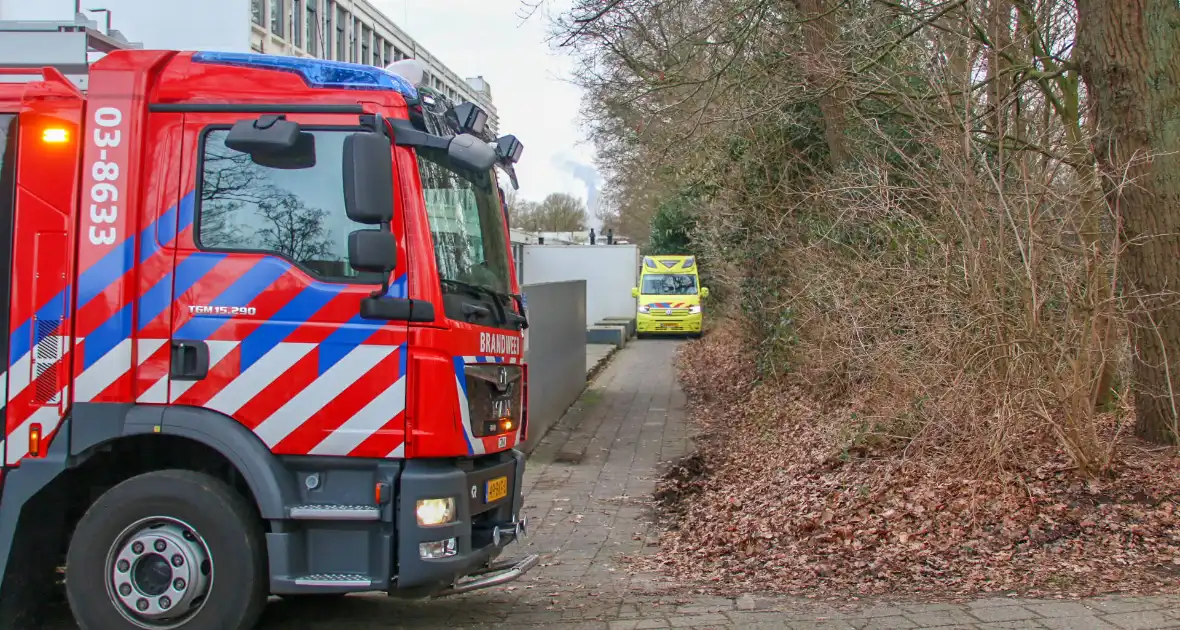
247,0,497,134
0,0,497,134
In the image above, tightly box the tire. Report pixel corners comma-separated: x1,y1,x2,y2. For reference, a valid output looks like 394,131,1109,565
65,470,268,630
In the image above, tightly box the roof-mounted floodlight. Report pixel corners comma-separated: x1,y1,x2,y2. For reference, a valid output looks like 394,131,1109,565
384,58,425,85
495,135,523,164
447,102,488,137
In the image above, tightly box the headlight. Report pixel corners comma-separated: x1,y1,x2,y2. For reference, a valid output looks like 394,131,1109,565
416,498,456,527
637,305,650,313
689,305,701,314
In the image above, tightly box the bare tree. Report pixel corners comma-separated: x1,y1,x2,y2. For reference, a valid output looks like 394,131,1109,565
509,192,589,231
535,193,589,231
542,0,1178,474
1075,0,1180,444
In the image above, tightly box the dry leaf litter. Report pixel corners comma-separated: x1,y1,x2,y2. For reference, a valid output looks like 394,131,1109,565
630,323,1180,598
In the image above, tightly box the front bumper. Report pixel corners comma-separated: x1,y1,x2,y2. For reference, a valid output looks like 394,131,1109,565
636,312,702,334
432,553,540,597
394,449,531,595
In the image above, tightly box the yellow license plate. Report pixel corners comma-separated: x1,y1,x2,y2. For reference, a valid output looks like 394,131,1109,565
485,476,508,503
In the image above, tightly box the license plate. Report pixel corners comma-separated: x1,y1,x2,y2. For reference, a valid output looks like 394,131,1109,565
485,476,508,503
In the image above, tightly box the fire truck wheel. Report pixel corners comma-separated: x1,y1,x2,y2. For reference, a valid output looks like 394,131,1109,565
64,469,268,630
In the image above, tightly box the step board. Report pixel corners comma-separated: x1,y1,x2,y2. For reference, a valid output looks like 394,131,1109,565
293,573,372,588
287,504,380,521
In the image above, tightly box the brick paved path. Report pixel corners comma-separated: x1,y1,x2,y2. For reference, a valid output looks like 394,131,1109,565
51,340,1180,629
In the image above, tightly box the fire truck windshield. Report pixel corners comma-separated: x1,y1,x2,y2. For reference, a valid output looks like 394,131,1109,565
416,149,513,297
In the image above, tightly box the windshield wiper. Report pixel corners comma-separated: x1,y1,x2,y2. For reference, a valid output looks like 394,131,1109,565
440,279,528,329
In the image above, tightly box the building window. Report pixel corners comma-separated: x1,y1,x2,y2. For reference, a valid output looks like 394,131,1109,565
335,7,345,60
383,41,392,67
323,1,334,59
290,0,302,48
360,26,370,65
305,0,318,55
373,36,383,65
393,48,403,61
252,0,264,25
270,0,283,37
197,128,383,285
350,20,359,62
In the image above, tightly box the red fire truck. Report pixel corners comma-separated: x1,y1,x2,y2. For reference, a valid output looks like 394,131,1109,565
0,19,534,630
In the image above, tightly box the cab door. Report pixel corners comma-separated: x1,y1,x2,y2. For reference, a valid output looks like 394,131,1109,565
163,112,409,458
0,113,16,471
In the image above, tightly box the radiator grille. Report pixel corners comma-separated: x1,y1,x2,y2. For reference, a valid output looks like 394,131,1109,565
464,364,523,439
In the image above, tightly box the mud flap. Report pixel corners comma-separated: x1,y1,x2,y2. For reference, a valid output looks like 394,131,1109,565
0,452,71,630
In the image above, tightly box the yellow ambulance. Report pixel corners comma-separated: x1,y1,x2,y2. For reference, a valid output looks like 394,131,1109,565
631,255,709,338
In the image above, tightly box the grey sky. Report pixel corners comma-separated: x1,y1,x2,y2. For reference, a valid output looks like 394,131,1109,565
0,0,600,224
371,0,600,223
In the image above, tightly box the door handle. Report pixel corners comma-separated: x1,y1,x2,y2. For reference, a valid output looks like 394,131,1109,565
170,339,210,381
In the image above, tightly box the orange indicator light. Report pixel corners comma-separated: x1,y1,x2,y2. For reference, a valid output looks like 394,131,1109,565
42,128,69,143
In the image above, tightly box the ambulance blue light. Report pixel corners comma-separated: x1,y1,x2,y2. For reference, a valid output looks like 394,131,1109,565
191,52,418,99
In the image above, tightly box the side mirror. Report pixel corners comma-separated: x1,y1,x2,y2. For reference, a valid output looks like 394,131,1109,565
225,115,301,154
700,287,710,298
631,287,639,298
348,230,396,273
343,131,394,224
447,133,498,172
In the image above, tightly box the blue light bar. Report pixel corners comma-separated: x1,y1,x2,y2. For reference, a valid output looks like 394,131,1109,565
191,52,418,100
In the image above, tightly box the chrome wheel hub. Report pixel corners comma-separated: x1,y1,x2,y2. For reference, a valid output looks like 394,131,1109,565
105,517,213,629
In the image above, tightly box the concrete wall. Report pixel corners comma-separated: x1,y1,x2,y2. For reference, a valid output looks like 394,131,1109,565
521,280,586,453
522,245,640,328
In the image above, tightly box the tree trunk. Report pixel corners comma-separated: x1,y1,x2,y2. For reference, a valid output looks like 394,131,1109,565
1075,0,1180,443
794,0,849,168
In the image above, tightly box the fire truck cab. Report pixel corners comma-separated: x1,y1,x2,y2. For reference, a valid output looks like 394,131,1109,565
0,19,534,630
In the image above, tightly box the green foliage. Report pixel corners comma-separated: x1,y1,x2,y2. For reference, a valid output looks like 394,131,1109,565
646,196,696,256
